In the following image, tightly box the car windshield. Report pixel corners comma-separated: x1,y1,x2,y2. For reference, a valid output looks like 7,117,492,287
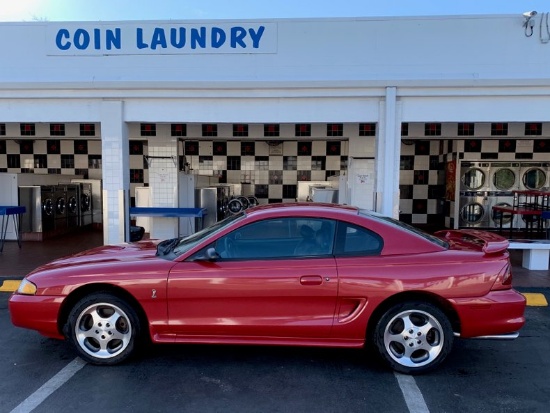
358,209,449,249
157,212,246,259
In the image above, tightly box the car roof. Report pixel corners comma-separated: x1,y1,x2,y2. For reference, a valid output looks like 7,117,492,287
245,202,360,217
242,203,446,255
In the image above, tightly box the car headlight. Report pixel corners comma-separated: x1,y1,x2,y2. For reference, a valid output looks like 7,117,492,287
17,279,37,295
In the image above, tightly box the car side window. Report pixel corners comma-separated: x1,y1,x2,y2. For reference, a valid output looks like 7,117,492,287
214,218,336,260
334,222,383,256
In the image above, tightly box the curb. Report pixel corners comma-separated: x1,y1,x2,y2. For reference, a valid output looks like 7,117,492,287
0,280,21,293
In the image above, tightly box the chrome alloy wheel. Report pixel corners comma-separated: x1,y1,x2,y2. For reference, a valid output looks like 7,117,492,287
74,302,132,359
383,309,444,368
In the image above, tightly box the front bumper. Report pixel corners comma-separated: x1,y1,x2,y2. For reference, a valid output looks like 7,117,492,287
9,293,65,340
449,288,526,339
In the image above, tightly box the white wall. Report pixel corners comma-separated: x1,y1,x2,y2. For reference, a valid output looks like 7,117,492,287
1,16,549,86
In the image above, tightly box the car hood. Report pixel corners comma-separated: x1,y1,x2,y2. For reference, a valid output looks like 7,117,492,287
27,240,161,275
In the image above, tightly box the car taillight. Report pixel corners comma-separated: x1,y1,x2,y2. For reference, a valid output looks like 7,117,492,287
491,262,513,291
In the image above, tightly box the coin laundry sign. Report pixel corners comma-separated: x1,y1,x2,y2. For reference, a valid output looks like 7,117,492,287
47,23,276,55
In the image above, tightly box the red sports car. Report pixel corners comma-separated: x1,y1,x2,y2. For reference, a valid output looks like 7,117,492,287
9,203,526,374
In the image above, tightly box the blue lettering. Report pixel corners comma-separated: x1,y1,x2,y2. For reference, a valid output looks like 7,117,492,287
55,25,267,53
55,29,71,50
231,27,247,48
151,27,167,50
136,28,148,49
248,26,265,48
93,29,101,50
106,28,121,50
190,27,206,49
170,27,186,48
211,27,226,48
74,29,90,50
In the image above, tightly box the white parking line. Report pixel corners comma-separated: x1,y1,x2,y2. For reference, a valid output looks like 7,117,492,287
394,373,430,413
10,357,86,413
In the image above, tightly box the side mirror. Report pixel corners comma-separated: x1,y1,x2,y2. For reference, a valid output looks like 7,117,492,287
192,247,220,262
205,247,220,260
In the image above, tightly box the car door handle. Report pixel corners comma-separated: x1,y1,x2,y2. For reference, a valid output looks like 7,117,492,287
300,275,323,285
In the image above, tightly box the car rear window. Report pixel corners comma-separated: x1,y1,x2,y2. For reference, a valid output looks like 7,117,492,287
358,210,449,249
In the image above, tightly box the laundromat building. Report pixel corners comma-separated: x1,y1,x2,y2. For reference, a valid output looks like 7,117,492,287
1,14,550,244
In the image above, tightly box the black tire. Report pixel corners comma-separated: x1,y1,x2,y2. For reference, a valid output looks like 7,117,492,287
373,301,453,374
67,293,141,365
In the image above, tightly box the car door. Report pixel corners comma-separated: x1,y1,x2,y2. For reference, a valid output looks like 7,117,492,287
167,217,338,339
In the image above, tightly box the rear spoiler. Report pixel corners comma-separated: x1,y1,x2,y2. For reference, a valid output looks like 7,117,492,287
434,229,509,254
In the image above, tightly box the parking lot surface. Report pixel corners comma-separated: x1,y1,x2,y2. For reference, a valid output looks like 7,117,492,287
1,292,549,413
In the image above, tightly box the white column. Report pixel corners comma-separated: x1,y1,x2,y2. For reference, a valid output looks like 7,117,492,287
100,100,130,244
375,87,401,218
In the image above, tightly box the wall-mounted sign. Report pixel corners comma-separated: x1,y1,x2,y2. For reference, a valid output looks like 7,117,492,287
47,23,277,56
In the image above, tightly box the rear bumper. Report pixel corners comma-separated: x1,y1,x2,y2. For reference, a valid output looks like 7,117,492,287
449,289,526,339
8,293,65,340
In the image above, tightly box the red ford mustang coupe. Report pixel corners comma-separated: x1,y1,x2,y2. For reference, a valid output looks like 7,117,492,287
9,203,526,374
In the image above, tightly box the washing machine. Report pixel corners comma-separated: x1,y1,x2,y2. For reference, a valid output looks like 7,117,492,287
41,185,56,233
54,185,68,232
458,191,491,228
78,183,93,226
460,162,491,192
64,184,79,228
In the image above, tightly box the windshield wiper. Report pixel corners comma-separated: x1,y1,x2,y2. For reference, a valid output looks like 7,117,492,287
156,237,181,256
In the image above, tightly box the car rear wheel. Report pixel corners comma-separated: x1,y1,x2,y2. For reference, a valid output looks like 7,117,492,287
67,293,140,365
373,301,453,374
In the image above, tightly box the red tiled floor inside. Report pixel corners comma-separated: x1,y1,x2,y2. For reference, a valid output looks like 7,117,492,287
1,230,549,288
0,228,103,277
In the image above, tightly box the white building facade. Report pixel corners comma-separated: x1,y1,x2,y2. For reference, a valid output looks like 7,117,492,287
1,15,550,244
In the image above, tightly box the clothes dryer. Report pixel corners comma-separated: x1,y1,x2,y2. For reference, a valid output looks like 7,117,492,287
489,191,516,229
54,185,68,232
458,191,490,228
41,185,56,233
78,183,93,226
519,163,548,191
460,162,491,192
65,184,79,228
490,162,520,192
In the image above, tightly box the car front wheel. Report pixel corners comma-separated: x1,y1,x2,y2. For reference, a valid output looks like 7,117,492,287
67,293,140,365
373,301,453,374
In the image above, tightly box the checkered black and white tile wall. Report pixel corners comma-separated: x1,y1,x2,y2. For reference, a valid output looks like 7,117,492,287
3,121,550,229
126,122,360,204
0,122,101,177
399,140,446,226
399,122,550,228
0,122,360,205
